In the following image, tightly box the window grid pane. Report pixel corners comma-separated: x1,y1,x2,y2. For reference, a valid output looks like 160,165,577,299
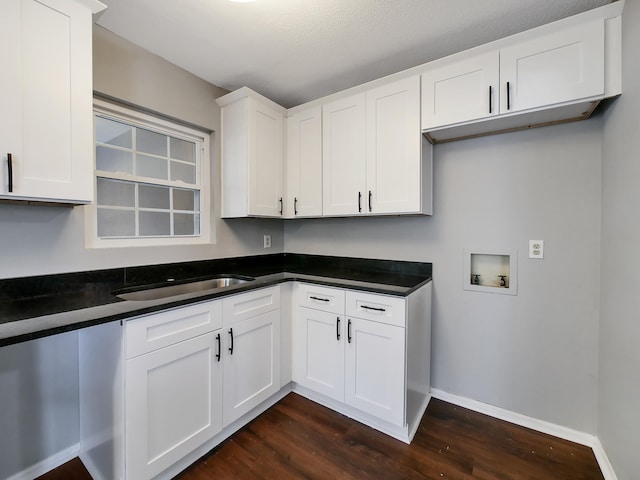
95,109,202,240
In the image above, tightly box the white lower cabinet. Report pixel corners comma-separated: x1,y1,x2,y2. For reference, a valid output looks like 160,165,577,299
344,317,405,427
292,282,431,441
123,300,224,480
79,281,429,478
125,331,223,480
222,286,281,426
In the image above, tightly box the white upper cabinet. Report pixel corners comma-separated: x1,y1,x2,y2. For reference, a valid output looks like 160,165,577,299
0,0,105,204
421,6,620,142
218,88,285,218
500,20,604,114
322,93,367,216
366,76,424,215
322,76,429,217
285,106,323,218
421,51,500,130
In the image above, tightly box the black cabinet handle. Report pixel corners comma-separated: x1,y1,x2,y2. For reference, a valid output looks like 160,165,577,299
294,197,298,216
309,295,329,302
279,197,283,215
7,153,13,193
368,190,372,212
358,192,362,213
506,81,511,110
489,86,493,114
361,304,386,312
336,317,341,341
228,328,234,355
216,333,221,362
347,319,352,343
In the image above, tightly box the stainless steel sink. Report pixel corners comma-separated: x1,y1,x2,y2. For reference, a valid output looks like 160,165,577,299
114,275,254,301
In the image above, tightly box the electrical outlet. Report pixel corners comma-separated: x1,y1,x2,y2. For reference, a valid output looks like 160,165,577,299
263,234,271,249
529,240,544,259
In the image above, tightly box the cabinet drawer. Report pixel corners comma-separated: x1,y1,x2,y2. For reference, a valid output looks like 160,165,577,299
126,300,222,359
294,283,345,314
223,286,280,326
346,291,406,327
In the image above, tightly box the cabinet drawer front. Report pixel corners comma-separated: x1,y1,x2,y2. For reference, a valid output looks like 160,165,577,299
222,286,280,326
126,300,222,358
294,283,345,314
346,291,406,327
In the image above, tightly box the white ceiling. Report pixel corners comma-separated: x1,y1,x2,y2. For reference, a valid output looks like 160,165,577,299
96,0,612,108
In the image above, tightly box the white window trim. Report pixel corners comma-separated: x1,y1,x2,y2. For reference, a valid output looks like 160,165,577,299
85,99,213,249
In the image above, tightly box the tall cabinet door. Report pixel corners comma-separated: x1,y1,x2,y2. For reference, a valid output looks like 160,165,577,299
322,93,366,216
421,51,499,130
345,318,405,427
248,98,284,216
366,76,422,215
0,0,95,202
125,332,223,480
292,306,345,401
500,20,605,113
286,107,323,218
222,309,281,427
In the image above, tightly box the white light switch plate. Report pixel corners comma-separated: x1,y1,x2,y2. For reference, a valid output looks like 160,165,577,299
529,240,544,259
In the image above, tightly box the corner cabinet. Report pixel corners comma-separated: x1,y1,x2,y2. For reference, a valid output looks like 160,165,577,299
292,281,432,442
217,87,285,218
221,286,281,427
323,76,432,216
284,106,323,218
0,0,105,204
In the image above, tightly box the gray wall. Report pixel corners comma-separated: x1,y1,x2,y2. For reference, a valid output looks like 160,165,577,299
598,0,640,477
286,119,603,434
0,332,80,479
0,25,284,281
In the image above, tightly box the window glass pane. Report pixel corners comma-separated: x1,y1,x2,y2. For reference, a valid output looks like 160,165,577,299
174,213,196,236
136,154,168,180
140,211,170,236
170,137,195,163
96,117,132,148
137,128,167,156
139,184,170,209
171,161,196,184
97,178,135,207
96,146,133,174
173,189,196,211
97,208,135,237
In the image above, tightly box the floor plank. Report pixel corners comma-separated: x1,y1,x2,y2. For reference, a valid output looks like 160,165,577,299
38,393,604,480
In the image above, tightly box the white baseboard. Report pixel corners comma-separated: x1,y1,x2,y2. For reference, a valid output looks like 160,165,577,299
430,388,618,480
592,437,619,480
5,443,80,480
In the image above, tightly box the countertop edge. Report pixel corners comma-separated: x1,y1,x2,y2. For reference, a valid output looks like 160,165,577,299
0,273,432,347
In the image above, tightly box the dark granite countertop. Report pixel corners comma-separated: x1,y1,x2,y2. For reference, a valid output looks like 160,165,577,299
0,253,432,347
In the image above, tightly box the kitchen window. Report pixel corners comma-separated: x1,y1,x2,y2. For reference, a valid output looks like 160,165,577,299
86,99,211,248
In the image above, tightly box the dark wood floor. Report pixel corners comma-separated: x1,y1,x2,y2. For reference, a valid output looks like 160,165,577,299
38,393,603,480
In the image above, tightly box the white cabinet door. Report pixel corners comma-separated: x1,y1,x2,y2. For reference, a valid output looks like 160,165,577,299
500,20,605,114
367,76,422,214
285,107,323,218
249,98,284,216
345,317,405,427
125,332,223,480
292,306,345,401
218,88,285,218
222,309,280,427
421,51,499,130
322,93,367,216
0,0,96,203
